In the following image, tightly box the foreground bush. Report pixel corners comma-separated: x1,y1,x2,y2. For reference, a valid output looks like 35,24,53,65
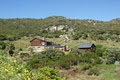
0,54,32,80
0,53,63,80
28,49,64,69
58,54,79,69
28,49,79,70
81,63,92,71
32,67,63,80
88,67,100,76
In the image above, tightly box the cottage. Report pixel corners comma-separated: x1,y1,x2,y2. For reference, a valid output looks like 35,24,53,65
30,37,67,52
78,43,96,52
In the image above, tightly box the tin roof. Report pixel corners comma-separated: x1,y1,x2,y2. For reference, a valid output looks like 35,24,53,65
78,43,95,49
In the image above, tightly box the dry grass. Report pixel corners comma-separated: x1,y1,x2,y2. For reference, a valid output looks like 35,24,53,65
68,74,99,80
98,64,120,80
12,37,120,51
12,37,33,50
60,69,99,80
47,38,120,49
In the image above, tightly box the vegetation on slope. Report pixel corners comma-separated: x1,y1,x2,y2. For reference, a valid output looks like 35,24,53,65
1,39,120,80
0,16,120,42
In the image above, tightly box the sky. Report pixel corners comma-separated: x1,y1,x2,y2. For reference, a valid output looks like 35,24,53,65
0,0,120,21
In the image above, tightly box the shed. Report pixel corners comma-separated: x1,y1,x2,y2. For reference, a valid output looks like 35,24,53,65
78,43,96,52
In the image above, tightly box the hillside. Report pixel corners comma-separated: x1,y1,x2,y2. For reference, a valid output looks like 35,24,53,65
1,16,120,80
0,16,120,42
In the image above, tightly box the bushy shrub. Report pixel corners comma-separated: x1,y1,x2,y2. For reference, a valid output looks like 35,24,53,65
82,33,88,39
79,53,102,65
0,54,32,80
0,53,63,80
44,31,64,38
19,53,31,61
58,54,79,69
72,33,82,40
70,48,83,56
28,49,79,70
81,63,92,71
7,43,15,56
40,49,64,60
106,48,120,64
0,41,6,50
88,67,100,76
28,49,64,69
0,34,7,41
97,35,106,40
35,68,62,80
95,45,107,57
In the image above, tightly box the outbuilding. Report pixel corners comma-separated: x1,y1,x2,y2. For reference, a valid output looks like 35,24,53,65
78,43,96,52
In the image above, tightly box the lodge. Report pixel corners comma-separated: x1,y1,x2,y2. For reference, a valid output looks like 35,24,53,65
30,37,67,52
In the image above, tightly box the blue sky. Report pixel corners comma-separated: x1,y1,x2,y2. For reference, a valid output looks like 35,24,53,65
0,0,120,21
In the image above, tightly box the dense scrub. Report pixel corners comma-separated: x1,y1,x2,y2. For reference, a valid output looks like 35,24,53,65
0,16,120,41
1,39,120,79
0,53,32,80
28,46,106,71
0,53,63,80
1,41,120,80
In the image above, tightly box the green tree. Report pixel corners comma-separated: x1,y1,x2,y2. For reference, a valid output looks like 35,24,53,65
106,48,120,64
0,41,6,50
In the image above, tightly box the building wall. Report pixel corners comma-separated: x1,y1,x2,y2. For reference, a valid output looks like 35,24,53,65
31,46,46,52
55,46,66,51
80,48,95,52
30,38,46,46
